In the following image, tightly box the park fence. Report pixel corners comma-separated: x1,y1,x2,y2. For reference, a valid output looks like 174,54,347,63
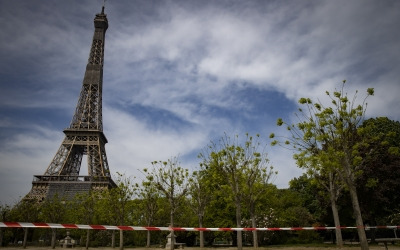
1,222,399,248
1,222,400,231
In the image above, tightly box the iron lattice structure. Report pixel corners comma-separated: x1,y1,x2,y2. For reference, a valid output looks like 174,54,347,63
25,7,115,202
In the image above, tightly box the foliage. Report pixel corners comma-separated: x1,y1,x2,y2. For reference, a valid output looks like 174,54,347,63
187,168,212,247
0,203,12,246
38,195,66,223
98,173,136,249
135,178,160,225
143,157,189,250
356,117,400,225
67,191,102,249
270,80,374,249
271,80,373,175
198,133,275,249
98,172,136,225
135,176,161,247
3,113,400,248
38,195,67,248
143,157,189,227
289,174,328,221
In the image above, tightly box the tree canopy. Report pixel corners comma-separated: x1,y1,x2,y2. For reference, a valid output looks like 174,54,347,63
270,80,374,249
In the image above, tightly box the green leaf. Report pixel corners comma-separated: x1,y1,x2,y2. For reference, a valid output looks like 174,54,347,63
299,98,308,104
333,91,341,98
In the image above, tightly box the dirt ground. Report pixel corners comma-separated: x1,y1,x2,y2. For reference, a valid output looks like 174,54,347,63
2,245,400,250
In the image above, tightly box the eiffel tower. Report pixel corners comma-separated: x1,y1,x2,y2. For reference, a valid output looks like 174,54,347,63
25,6,115,202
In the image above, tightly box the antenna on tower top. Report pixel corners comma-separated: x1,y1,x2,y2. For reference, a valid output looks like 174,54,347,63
101,0,106,14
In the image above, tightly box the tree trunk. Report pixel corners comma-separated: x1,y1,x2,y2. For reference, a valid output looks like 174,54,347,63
51,229,56,249
348,182,369,250
112,230,116,248
169,231,175,250
170,211,175,250
146,230,151,247
23,228,28,249
235,198,243,250
0,228,3,247
146,208,155,248
368,220,377,244
169,198,175,250
85,229,90,249
199,216,204,248
329,194,343,247
119,230,124,250
251,214,258,248
341,156,368,250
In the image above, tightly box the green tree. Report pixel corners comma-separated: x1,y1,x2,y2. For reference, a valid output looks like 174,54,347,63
99,173,136,250
293,168,344,246
268,188,318,244
199,133,274,249
202,175,236,245
9,199,40,248
0,203,11,246
68,191,100,249
316,169,344,246
136,177,161,247
241,134,276,248
388,210,400,228
39,195,67,249
188,169,211,248
144,157,189,250
275,188,315,227
244,184,279,246
271,80,374,249
289,174,328,223
199,134,246,249
356,118,400,234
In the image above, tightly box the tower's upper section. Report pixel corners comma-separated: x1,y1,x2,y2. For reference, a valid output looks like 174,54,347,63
88,7,108,68
94,7,108,30
69,7,108,131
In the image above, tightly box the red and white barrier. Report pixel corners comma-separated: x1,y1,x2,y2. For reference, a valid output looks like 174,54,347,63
1,222,399,231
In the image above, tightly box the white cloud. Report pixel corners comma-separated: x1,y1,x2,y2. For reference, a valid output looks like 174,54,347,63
0,126,63,204
268,146,304,188
103,106,210,174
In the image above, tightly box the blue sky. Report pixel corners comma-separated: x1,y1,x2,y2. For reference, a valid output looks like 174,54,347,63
1,0,400,205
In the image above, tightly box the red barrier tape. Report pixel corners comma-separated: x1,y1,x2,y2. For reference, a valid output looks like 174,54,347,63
1,222,399,231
